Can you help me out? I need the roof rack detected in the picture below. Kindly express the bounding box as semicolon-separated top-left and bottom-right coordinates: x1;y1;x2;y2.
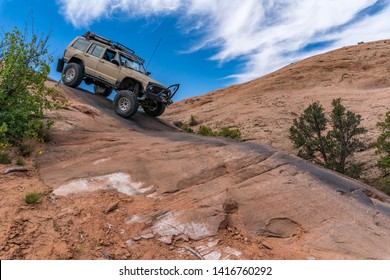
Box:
83;31;137;55
83;31;145;64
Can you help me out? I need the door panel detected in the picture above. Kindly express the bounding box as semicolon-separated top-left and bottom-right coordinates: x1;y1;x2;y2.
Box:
96;59;120;86
84;44;104;75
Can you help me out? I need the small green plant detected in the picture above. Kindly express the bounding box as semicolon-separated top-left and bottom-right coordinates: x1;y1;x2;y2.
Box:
173;121;184;128
24;192;45;204
376;178;390;196
197;125;216;136
218;127;241;140
189;115;199;126
0;150;12;164
183;126;195;133
179;116;242;141
37;120;54;143
16;158;25;166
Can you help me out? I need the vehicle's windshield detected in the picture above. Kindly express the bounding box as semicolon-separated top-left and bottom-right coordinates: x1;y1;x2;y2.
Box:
120;54;146;74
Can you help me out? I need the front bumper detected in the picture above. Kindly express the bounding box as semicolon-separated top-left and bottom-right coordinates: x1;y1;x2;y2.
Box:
143;83;180;105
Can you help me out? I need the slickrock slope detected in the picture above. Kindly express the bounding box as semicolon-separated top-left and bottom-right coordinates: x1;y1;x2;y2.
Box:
1;78;389;260
163;40;390;182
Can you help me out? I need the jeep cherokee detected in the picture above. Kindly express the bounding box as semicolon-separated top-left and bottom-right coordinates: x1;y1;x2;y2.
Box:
56;31;179;118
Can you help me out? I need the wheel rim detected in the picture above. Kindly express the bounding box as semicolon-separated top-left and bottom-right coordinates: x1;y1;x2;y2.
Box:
65;68;76;82
118;97;130;112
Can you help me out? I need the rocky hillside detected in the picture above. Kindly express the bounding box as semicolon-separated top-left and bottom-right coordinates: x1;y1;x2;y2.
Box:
0;77;389;260
163;40;390;183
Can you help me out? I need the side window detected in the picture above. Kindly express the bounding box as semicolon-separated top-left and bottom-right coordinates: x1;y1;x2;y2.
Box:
71;38;89;51
120;54;128;66
87;44;105;58
103;49;116;62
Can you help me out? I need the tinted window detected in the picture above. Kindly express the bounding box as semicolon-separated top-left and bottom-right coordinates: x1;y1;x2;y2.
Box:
71;38;89;51
87;44;105;58
103;49;116;62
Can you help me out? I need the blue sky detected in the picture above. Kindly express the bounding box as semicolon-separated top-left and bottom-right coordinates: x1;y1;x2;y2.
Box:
1;0;389;101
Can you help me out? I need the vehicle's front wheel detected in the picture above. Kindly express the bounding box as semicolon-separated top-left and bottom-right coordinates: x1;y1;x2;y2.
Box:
143;101;165;117
114;90;139;118
94;85;113;97
62;63;84;88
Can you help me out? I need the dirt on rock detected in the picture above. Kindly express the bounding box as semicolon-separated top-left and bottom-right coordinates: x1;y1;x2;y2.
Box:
1;40;390;260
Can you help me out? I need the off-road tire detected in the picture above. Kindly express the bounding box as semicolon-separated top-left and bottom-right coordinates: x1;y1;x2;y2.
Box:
94;85;113;97
143;101;165;117
114;90;139;118
62;63;84;88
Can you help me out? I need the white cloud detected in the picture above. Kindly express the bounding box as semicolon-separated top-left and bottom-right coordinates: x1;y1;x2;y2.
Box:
57;0;390;84
57;0;183;27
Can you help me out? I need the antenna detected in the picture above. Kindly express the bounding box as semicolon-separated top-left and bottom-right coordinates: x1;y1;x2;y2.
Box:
146;38;162;70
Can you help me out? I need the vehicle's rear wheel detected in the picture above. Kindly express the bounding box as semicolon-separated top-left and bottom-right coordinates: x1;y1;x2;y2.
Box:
114;90;139;118
143;101;165;117
94;85;113;97
62;63;84;88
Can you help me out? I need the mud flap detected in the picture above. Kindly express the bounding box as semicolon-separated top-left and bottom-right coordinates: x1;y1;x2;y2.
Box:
56;58;64;73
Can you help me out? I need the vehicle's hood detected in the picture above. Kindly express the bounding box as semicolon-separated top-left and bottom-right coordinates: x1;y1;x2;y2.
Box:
121;67;165;89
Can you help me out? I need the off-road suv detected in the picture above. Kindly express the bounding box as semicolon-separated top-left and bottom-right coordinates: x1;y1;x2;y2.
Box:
56;31;179;118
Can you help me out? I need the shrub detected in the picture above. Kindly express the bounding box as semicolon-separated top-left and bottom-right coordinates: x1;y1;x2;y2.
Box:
376;178;390;196
183;126;195;133
197;125;216;136
0;123;7;145
218;127;241;140
189;115;199;126
179;116;242;141
376;111;390;174
19;138;37;157
0;27;64;146
345;163;363;179
37;120;54;143
173;121;184;128
24;192;45;204
16;158;25;166
289;99;367;175
0;150;12;164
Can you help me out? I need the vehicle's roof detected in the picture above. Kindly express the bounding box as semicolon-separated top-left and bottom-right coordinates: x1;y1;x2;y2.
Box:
75;36;145;64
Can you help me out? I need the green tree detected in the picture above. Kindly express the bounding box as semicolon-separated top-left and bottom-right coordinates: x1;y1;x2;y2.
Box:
328;98;367;173
376;111;390;174
290;99;366;177
289;101;331;165
0;27;64;145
